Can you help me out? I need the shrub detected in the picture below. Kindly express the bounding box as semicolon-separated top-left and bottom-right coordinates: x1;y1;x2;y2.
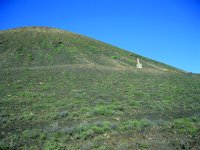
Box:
91;126;106;134
111;55;118;59
80;129;95;140
92;105;114;116
110;123;118;130
28;53;33;60
75;121;111;139
0;141;10;150
22;129;41;139
172;118;198;135
129;101;140;108
57;111;69;118
77;122;90;132
62;127;75;135
120;119;152;131
44;140;63;150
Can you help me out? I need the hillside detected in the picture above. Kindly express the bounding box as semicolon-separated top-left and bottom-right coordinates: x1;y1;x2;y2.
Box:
0;27;181;72
0;27;200;149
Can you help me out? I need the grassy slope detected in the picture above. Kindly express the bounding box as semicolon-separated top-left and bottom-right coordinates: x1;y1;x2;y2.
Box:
0;27;200;149
0;27;181;71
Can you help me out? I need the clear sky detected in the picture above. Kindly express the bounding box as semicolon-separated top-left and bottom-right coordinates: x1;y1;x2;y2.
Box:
0;0;200;73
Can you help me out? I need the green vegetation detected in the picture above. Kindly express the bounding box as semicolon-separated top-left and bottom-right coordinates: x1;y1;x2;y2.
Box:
171;117;200;135
0;27;200;149
111;55;118;59
92;105;114;116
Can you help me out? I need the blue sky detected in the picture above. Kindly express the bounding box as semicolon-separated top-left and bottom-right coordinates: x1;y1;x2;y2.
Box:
0;0;200;73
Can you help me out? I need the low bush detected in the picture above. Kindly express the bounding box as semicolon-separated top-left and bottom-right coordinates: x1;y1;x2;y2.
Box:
92;105;114;116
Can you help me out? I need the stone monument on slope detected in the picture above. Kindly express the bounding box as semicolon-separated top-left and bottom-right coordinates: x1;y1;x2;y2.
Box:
136;58;142;69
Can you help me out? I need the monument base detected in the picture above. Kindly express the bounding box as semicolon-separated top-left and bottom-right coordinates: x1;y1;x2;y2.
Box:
136;63;142;68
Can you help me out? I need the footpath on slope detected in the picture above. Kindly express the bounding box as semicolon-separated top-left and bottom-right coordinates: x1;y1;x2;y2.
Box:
0;63;174;74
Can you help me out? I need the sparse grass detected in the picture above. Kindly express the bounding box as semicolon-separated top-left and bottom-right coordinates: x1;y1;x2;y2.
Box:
0;68;200;149
0;27;200;149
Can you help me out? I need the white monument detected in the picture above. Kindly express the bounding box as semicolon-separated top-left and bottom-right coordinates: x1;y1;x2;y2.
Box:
136;58;142;68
